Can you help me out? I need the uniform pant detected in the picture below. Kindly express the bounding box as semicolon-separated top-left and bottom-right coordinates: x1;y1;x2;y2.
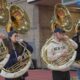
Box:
52;70;70;80
5;77;25;80
76;68;80;80
5;79;13;80
5;72;28;80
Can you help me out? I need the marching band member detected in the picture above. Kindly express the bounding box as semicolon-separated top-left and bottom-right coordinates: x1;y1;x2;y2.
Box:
47;27;77;80
72;26;80;80
0;30;33;80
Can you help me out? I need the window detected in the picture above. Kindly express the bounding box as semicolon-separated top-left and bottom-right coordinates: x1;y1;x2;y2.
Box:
61;0;77;5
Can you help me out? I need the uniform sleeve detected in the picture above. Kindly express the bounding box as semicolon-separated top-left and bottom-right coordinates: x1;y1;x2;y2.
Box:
47;43;64;61
23;41;33;53
72;35;77;43
27;43;33;53
69;39;78;49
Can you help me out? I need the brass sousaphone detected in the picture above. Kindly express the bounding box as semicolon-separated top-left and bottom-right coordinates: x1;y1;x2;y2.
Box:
0;39;10;69
41;4;77;71
41;36;77;71
6;5;30;34
51;4;73;32
72;20;80;68
0;5;32;78
0;0;9;26
0;0;10;69
0;42;32;78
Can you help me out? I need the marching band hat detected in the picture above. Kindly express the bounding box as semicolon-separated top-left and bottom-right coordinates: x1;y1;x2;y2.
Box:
54;27;65;33
8;30;17;37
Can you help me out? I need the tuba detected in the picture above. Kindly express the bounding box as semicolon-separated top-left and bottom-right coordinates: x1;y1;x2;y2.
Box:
0;41;32;78
0;4;32;78
51;4;73;32
6;5;30;34
41;36;76;71
0;39;10;69
0;0;9;26
72;20;80;68
75;19;80;33
41;4;76;70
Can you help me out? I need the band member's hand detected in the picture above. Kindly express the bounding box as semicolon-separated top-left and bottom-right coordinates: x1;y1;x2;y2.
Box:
72;62;80;68
0;33;5;42
19;39;23;42
0;33;5;39
18;56;22;61
61;67;70;72
63;35;69;41
61;50;68;57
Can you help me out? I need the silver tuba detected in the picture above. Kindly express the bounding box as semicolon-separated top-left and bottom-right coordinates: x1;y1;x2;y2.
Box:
41;36;76;71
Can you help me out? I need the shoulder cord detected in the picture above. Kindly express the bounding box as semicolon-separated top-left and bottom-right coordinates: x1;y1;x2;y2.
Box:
18;41;26;56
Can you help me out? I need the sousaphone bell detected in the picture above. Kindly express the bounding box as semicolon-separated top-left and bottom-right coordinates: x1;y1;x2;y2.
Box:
6;5;30;34
53;4;73;32
0;0;9;26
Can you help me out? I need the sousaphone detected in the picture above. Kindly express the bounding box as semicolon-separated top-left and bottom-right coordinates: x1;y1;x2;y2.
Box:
0;0;9;26
41;4;77;71
41;36;76;71
0;42;32;78
0;39;10;69
72;20;80;68
0;0;10;69
0;5;32;78
52;4;73;32
6;5;30;34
